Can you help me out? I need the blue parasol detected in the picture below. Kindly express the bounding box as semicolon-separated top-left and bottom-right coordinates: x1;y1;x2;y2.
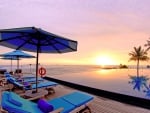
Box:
0;50;35;72
0;27;77;92
0;56;20;72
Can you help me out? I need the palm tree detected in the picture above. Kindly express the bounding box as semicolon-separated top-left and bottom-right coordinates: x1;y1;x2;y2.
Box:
129;46;149;77
144;38;150;51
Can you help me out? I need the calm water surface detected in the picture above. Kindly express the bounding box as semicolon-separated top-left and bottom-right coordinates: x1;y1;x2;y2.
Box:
2;65;150;100
44;65;150;100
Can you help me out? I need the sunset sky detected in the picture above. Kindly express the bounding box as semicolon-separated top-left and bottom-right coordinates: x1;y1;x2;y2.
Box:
0;0;150;66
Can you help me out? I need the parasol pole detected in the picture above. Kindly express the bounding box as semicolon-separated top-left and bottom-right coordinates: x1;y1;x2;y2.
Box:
35;41;40;93
17;56;19;74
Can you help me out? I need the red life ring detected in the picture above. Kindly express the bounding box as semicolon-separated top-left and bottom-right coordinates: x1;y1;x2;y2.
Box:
38;67;46;77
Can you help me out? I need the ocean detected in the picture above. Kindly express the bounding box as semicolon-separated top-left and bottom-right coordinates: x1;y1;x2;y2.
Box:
2;64;150;100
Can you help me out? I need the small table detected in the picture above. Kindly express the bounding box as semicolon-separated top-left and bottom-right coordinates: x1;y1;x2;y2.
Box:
0;78;6;86
24;89;48;100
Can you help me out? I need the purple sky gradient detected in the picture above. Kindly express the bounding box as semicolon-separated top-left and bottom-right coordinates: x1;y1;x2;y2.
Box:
0;0;150;65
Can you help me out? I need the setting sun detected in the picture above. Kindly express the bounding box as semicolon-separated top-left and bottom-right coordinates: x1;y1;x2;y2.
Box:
94;55;117;66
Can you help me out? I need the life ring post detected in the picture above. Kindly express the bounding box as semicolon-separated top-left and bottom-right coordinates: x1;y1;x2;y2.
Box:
38;67;46;77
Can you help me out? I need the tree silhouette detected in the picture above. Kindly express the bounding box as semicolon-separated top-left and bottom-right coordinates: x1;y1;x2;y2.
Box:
129;46;149;77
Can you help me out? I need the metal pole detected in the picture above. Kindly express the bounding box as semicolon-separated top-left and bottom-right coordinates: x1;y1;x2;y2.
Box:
11;58;12;72
35;42;40;93
29;64;31;73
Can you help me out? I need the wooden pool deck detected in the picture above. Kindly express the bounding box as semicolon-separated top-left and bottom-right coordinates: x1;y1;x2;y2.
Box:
0;82;150;113
46;85;150;113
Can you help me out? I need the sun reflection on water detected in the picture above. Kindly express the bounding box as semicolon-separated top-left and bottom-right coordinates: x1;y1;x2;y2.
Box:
96;69;112;74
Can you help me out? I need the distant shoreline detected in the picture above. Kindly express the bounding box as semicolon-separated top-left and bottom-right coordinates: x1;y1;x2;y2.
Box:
1;64;150;70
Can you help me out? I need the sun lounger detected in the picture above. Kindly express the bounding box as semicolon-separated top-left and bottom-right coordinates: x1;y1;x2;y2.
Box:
4;72;44;83
28;81;58;89
61;91;93;107
24;81;58;94
6;77;58;92
48;91;94;113
6;77;29;89
22;77;44;83
1;91;94;113
5;78;58;100
4;72;33;79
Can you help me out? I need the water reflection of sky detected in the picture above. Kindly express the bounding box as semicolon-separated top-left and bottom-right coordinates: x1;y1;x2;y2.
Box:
46;66;150;100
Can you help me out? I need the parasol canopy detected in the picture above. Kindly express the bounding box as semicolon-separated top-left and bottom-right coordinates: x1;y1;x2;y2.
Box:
0;27;78;92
